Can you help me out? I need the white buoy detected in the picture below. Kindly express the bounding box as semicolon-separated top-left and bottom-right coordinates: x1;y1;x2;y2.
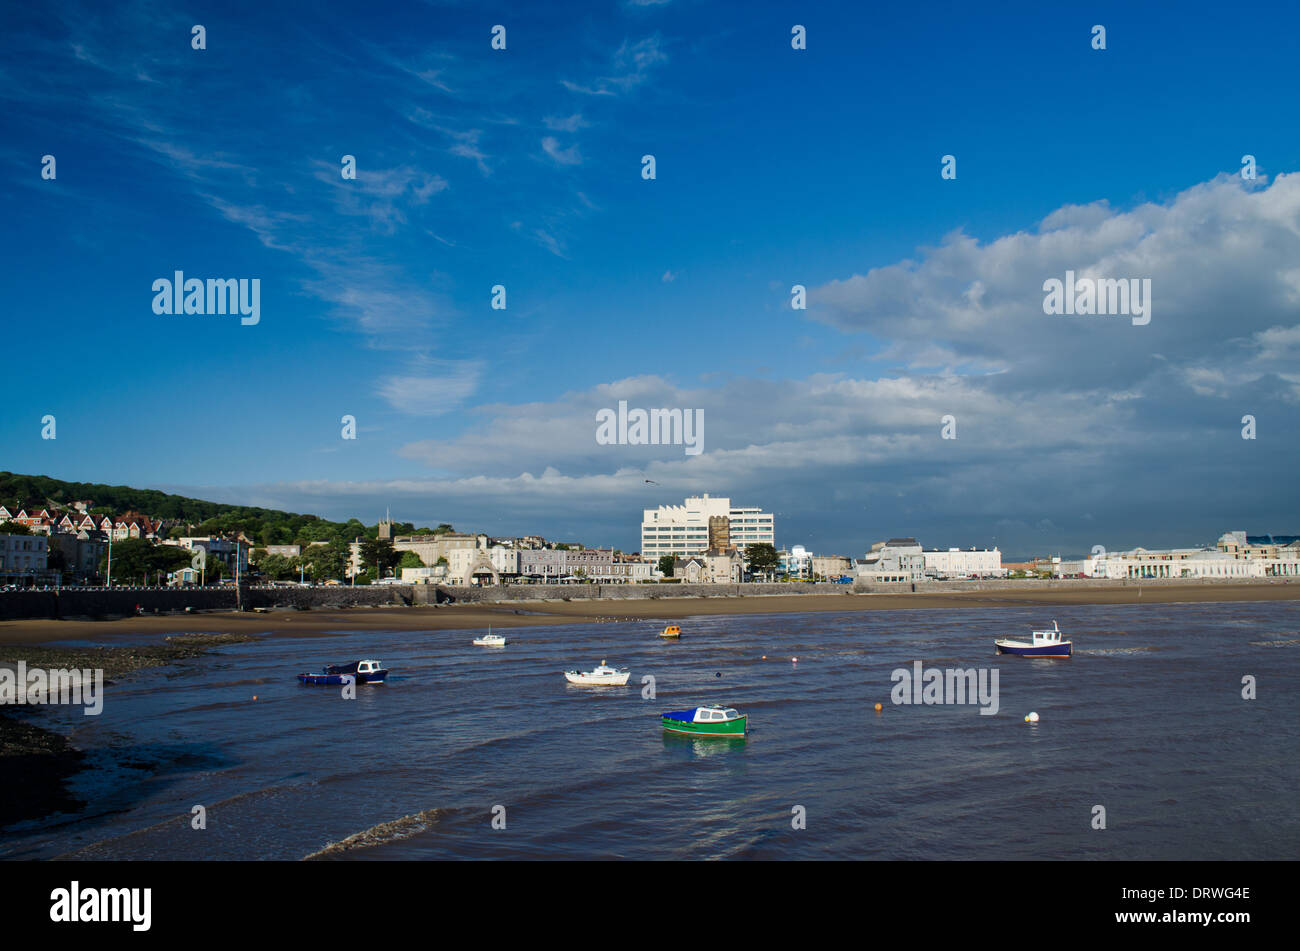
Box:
1025;711;1040;723
791;656;798;663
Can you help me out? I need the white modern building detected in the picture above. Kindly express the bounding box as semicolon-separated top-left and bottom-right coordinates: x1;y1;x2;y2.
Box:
778;545;812;578
922;547;1004;578
640;494;774;558
856;538;927;583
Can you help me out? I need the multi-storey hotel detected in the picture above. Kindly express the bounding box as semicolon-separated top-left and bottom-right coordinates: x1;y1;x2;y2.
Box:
640;494;775;558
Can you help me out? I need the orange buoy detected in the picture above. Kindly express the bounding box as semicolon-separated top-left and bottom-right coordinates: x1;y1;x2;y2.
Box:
874;702;882;712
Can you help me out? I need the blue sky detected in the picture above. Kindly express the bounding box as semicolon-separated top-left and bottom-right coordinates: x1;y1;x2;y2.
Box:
2;0;1298;558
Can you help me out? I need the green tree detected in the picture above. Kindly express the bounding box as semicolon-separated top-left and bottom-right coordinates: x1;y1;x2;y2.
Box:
657;555;674;577
257;553;300;581
745;543;779;580
1;522;31;536
397;551;425;570
302;542;346;582
98;539;191;583
359;538;400;578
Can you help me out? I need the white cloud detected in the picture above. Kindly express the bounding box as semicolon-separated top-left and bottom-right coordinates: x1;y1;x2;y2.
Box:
561;35;667;96
377;361;483;415
541;136;583;166
543;113;588;132
812;173;1300;400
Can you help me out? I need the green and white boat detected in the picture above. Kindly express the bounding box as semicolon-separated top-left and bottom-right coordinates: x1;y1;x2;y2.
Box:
660;704;747;737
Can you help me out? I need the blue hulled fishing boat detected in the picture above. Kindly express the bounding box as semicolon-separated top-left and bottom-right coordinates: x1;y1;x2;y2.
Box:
297;659;389;685
995;621;1073;658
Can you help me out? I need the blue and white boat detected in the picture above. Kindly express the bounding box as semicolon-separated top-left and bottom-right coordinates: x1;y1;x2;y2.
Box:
995;621;1072;658
298;659;389;685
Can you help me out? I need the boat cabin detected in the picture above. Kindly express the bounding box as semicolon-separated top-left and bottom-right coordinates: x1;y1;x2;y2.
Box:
324;659;383;675
1030;621;1065;644
693;706;741;723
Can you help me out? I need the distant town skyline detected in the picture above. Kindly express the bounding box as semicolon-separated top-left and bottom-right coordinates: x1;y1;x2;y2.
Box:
1;475;1290;565
3;2;1298;558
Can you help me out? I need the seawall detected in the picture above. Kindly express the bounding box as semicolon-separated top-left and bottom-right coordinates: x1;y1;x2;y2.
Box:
0;577;1293;621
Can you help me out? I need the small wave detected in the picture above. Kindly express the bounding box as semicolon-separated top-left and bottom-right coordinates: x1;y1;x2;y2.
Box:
1249;638;1300;648
303;808;446;859
51;782;304;860
1076;646;1157;655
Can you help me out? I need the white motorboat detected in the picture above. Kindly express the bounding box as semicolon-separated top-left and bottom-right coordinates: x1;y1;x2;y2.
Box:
995;620;1072;658
564;660;631;685
473;632;506;646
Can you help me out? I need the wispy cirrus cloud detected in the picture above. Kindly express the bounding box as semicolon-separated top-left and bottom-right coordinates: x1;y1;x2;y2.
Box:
541;136;583;166
309;160;449;232
561;35;667;96
543;113;589;132
406;109;495;174
511;220;568;258
377;360;484;415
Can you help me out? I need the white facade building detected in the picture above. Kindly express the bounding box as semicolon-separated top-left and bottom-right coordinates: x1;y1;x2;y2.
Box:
778;545;812;578
447;546;520;584
923;547;1004;578
1064;531;1300;579
1091;549;1276;579
640;494;774;558
856;538;927;583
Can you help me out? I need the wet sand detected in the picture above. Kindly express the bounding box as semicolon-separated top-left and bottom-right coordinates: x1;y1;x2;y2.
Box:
2;582;1297;647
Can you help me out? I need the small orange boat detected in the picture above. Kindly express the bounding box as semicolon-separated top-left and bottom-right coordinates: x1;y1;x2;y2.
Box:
659;624;681;639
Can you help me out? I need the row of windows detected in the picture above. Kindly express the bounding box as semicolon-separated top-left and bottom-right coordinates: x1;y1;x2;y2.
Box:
1;539;42;551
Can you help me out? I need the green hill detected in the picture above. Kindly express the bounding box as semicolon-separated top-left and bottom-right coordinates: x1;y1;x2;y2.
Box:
0;472;445;547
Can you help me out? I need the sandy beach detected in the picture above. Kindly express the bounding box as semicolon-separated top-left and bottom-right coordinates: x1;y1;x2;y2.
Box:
2;582;1297;647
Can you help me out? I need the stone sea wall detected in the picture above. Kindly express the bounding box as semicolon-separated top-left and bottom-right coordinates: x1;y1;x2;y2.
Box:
0;576;1292;621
